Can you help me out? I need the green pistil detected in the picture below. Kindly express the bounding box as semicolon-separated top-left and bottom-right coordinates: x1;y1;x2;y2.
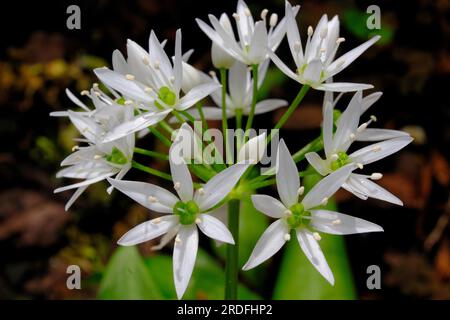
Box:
116;97;126;105
106;146;128;165
156;86;176;108
173;200;199;225
330;151;349;171
286;203;311;229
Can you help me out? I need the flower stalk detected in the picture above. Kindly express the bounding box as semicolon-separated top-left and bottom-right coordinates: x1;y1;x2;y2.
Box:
225;199;240;300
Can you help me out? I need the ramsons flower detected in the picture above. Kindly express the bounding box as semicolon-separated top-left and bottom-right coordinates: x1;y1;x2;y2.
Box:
196;0;299;65
243;140;383;284
108;148;250;299
181;61;287;121
93;29;220;142
305;91;413;204
269;2;380;92
53;89;136;210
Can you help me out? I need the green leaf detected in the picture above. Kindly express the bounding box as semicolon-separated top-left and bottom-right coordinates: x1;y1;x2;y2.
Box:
272;172;356;299
144;249;261;300
258;67;288;99
97;246;163;299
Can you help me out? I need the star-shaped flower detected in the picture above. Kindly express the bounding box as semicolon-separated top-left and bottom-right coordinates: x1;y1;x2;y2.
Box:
243;140;383;284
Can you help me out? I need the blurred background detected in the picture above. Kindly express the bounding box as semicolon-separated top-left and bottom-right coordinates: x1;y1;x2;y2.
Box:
0;0;449;299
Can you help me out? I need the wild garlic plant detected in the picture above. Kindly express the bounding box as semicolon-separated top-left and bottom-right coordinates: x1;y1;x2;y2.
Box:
52;0;412;299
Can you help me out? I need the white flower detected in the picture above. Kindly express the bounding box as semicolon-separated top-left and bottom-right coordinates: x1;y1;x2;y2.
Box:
196;0;299;65
305;91;413;205
180;61;287;121
268;2;380;92
93;29;221;141
53;89;136;210
243;140;383;284
238;132;267;164
211;16;235;69
107;148;250;299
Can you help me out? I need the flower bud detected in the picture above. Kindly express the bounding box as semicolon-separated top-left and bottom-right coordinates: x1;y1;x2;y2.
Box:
211;42;235;69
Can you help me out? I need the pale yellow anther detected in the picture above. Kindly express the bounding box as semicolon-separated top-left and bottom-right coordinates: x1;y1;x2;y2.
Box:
321;197;329;206
195;218;202;224
260;9;268;20
307;26;314;36
175;235;181;243
356;163;364;169
331;153;339;161
93;83;99;89
336;37;345;44
71;145;80;152
298;186;305;196
144;87;153;93
174;182;181;190
124;100;133;105
198;188;205;196
244;8;251;17
313;232;322;241
148;196;158;203
269;13;278;27
142;56;149;65
154;60;160;69
371;146;381;152
284;209;292;216
349;133;356;140
284;233;291;241
208;70;216;78
370;115;377;122
232;13;240;21
80;90;89;96
153;217;162;224
370;173;383;180
125;74;135;80
94;155;103;160
332;219;341;225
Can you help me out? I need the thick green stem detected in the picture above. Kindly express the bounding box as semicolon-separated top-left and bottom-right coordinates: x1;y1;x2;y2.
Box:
225;199;240;300
235;108;243;152
148;126;171;147
132;160;172;181
244;64;259;141
134;147;168;161
220;68;232;164
196;102;208;131
268;85;310;143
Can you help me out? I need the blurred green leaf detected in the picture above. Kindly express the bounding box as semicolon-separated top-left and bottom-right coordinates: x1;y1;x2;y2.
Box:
98;246;163;299
144;249;261;300
343;8;394;45
258;67;288;99
272;172;356;299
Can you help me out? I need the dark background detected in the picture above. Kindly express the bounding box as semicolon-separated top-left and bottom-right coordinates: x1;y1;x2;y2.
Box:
0;0;449;299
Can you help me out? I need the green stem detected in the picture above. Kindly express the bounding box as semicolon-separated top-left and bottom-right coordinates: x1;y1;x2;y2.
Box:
268;85;310;143
220;68;232;165
159;120;174;135
132;160;172;181
148;126;171;147
235;108;243;153
134;147;168;161
225;199;240;300
244;64;259;141
196;102;208;131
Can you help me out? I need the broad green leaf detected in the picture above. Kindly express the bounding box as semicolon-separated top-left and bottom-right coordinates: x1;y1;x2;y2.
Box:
272;172;356;299
97;246;163;299
144;249;261;300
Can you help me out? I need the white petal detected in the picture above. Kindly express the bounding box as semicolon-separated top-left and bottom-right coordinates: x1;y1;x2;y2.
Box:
169;147;194;202
305;152;331;176
149;31;174;81
181;61;212;93
195;162;249;211
251;194;287;218
242;219;288;270
305;15;328;62
303;59;322;84
285;1;303;66
332;91;362;152
229;61;249;107
311;209;383;235
361;91;383;114
316;82;373;92
54;172;115;193
173;29;183;94
254;99;288;114
64;186;88;211
356;128;410;142
65;88;89;111
268;51;298;82
276;140;300;207
94;68;153;104
237;132;266;164
302;164;354;210
177;82;221;111
349;136;413;165
248;21;268;64
197;214;234;244
296;228;334;285
173;225;198;299
107;178;179;213
118;215;179;246
322;101;334;157
112;49;128;75
326;35;380;79
151;225;179;251
67;111;98;142
348;174;403;205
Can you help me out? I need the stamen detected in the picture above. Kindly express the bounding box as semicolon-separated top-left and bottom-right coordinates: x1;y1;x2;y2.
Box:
307;26;314;36
260;9;268;20
198;188;205;196
94;155;103;160
142;56;149;65
174;182;181;190
93;83;99;89
125;74;135;80
71;145;80;152
124;100;133;105
154;60;160;69
284;209;292;216
356;163;364;169
349;133;356;140
80;90;89;96
332;219;341;225
371;146;381;152
195;218;202;224
144;87;153;93
321;197;329;206
330;153;339;161
169;76;175;83
175;235;181;244
294;41;301;52
357;122;369;133
244;8;251;17
336;37;345;44
152;217;161;224
148;196;158;203
313;232;322;241
232;13;240;21
208;70;216;78
298;186;305;196
370;115;377;122
370;173;383;180
94;91;101;96
269;13;278;27
284;233;291;241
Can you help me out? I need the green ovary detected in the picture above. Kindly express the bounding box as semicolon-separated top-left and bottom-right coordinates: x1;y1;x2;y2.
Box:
106;146;128;165
330;151;349;171
155;86;176;109
173;200;199;225
286;203;311;229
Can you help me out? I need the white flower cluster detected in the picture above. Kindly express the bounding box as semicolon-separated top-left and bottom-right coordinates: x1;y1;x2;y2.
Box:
52;0;412;299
